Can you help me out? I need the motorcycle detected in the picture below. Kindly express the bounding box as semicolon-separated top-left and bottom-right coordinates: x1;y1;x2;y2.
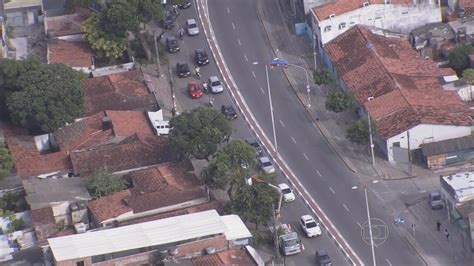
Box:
195;67;201;79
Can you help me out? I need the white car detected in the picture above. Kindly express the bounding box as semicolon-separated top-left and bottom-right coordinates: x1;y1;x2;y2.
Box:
278;183;295;202
186;19;199;36
208;76;224;93
259;156;275;174
300;215;322;237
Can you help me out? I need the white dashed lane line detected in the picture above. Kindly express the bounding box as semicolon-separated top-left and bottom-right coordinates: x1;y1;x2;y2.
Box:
232;22;235;29
279;120;285;127
226;7;230;14
329;187;335;194
259;87;265;95
252;71;256;78
303;153;309;160
316;170;322;177
342;204;350;212
290;137;296;143
244;54;248;61
237;38;242;46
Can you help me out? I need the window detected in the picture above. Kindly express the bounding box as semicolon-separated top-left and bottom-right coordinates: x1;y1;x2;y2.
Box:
393;142;400;148
324;26;332;32
76;262;85;266
339;23;346;30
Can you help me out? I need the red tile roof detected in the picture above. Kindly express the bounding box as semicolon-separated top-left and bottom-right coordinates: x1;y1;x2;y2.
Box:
70;134;172;176
45;8;91;37
106;110;154;136
82;70;156;116
313;0;412;21
4;124;72;177
460;0;474;8
326;26;471;139
192;249;257;266
87;190;132;223
31;207;58;241
48;40;94;68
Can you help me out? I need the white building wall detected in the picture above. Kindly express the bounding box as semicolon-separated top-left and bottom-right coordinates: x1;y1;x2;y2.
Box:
315;4;441;47
385;124;471;161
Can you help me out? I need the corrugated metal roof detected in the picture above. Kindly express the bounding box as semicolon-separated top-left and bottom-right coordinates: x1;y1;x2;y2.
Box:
48;210;226;262
421;135;474;156
221;215;252;240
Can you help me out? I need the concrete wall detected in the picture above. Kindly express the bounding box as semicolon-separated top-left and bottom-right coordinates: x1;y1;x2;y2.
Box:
314;4;441;48
385;124;471;161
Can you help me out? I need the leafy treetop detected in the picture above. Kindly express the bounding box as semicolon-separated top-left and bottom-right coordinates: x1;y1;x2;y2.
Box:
85;170;126;199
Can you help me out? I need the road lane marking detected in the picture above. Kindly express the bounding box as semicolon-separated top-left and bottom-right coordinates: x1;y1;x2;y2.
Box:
372;180;379;184
357;222;362;228
237;38;242;46
252;71;256;78
259;87;265;95
290;137;296;143
226;7;230;14
244;54;248;61
385;258;392;266
329;187;335;194
303;153;309;160
342;204;349;212
316;170;322;177
232;22;235;29
351;186;358;190
279;120;285;127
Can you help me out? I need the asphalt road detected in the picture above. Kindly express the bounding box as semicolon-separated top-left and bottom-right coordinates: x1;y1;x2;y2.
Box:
205;0;427;265
156;3;350;266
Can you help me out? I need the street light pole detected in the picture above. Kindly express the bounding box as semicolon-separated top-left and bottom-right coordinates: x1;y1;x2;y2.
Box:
287;63;311;108
367;97;375;166
313;34;318;70
365;188;377;266
265;64;278;154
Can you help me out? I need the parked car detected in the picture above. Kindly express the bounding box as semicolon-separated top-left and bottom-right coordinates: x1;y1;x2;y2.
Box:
179;0;192;9
429;191;443;210
300;215;322;237
315;250;332;266
195;49;209;66
186;19;199;35
187;81;204;99
278;183;295;202
221;105;238;120
208;76;224;93
270;58;288;68
245;138;263;156
166;37;180;53
259;156;275;174
160;13;176;29
176;62;191;78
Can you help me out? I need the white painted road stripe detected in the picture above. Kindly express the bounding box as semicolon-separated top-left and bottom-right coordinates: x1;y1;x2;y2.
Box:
316;170;322;177
351;186;358;190
357;222;362;228
237;38;242;46
343;204;349;212
244;54;248;61
386;258;393;266
291;137;296;143
329;187;335;194
232;22;235;29
259;87;265;95
303;153;309;160
226;7;230;13
252;71;256;78
279;120;285;127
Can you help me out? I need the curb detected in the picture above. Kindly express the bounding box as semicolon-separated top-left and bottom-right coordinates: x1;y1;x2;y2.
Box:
256;0;357;174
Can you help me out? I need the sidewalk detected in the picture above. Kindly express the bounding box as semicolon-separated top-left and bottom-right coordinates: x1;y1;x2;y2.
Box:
257;0;472;264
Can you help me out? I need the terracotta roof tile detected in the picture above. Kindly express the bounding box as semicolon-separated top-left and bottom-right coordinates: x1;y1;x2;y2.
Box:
82;70;156;116
45;8;91;37
460;0;474;8
48;40;94;68
192;249;257;266
31;207;58;241
106;110;154;136
70;134;172;176
87;190;132;223
313;0;412;21
326;25;471;139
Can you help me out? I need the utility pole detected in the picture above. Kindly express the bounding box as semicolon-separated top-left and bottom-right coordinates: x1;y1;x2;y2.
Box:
168;65;177;116
153;29;161;77
313;34;317;70
407;130;413;176
367;97;375;166
365;188;377;266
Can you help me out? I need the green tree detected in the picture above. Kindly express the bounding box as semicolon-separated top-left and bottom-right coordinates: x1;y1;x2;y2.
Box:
101;0;139;37
6;64;84;133
325;90;353;112
462;68;474;85
83;14;128;60
169;107;232;161
0;146;13;179
201;140;257;190
85;170;125;198
313;69;335;86
134;0;165;22
448;44;474;75
228;174;278;229
346;117;375;145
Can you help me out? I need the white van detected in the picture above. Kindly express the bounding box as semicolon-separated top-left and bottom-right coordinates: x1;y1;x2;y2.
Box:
155;120;171;136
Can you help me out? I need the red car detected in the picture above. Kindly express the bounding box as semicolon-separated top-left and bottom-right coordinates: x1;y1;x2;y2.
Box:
188;81;204;99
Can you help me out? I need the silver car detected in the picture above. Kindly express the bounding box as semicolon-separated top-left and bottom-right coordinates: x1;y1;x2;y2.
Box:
259;156;275;174
429;191;443;210
186;19;199;36
208;76;224;93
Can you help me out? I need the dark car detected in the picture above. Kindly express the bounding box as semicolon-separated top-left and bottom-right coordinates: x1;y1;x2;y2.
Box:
160;15;176;29
195;49;209;66
245;138;263;156
316;250;332;266
176;62;191;78
166;37;180;53
221;105;238;120
179;0;192;9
